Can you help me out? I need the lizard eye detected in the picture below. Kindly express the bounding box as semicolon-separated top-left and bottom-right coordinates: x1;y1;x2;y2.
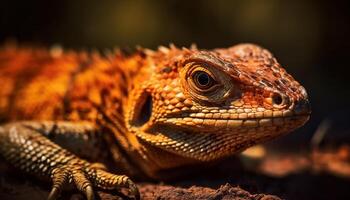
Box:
192;70;216;90
181;62;235;104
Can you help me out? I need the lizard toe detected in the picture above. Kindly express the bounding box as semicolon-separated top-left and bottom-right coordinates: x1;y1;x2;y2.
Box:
48;163;139;199
72;168;95;200
85;167;140;199
48;168;69;200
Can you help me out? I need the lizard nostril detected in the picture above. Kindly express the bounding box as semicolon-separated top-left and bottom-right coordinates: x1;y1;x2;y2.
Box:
272;93;283;106
271;93;290;108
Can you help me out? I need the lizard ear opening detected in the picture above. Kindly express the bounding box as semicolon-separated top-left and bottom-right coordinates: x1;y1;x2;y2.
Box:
134;92;153;127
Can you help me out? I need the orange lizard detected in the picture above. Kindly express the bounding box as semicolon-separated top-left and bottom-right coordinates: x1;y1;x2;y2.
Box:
0;43;311;199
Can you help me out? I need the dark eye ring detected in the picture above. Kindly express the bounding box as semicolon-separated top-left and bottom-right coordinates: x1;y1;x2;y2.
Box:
192;71;216;90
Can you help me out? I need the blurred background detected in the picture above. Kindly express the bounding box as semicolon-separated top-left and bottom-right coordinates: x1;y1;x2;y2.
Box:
1;0;349;149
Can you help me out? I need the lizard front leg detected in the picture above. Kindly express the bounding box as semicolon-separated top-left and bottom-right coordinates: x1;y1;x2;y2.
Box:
0;121;139;200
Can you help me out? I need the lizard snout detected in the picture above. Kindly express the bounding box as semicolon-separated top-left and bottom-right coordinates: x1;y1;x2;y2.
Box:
293;99;311;116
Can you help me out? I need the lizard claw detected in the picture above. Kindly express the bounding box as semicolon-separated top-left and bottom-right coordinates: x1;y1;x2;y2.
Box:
48;163;139;200
84;185;95;200
47;187;60;200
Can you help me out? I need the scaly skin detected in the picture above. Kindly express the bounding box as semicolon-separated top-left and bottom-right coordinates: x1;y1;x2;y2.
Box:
0;43;311;199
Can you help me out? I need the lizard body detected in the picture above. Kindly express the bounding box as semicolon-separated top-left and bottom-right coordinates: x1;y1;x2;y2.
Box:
0;43;311;199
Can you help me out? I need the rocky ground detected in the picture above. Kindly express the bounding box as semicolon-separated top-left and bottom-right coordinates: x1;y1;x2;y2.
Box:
1;145;350;200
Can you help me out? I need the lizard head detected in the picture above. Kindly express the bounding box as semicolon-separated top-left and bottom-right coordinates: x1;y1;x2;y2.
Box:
126;44;310;165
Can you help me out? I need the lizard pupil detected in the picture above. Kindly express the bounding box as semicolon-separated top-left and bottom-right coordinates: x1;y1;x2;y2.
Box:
193;71;214;89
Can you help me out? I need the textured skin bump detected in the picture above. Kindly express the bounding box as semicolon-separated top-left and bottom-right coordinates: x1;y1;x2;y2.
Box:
0;43;310;179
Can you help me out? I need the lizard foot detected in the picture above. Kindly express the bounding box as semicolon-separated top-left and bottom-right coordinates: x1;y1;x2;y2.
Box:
47;163;140;200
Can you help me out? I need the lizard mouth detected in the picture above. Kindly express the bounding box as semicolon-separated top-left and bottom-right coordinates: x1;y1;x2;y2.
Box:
161;98;311;128
162;112;310;131
136;113;309;162
137;101;310;162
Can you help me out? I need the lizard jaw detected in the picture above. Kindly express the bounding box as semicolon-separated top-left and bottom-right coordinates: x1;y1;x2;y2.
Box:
135;114;309;162
134;99;310;162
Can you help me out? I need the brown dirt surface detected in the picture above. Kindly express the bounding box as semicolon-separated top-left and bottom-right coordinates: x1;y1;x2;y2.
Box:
137;183;280;200
0;163;280;200
2;145;350;200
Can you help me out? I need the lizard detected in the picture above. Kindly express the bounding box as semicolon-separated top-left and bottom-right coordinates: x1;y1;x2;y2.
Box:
0;43;311;200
